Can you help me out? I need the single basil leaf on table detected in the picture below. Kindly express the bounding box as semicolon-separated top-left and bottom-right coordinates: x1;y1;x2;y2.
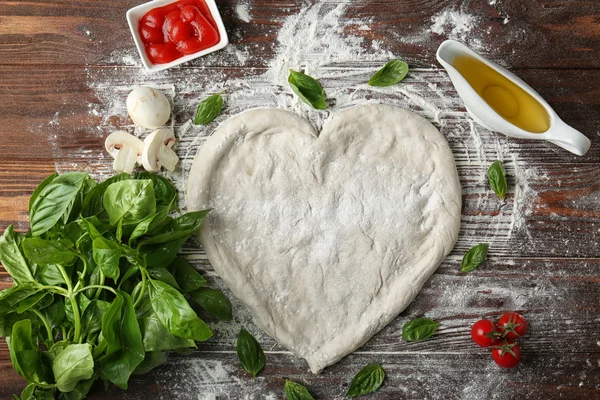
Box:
100;291;144;389
133;172;178;212
92;237;121;282
288;69;327;110
170;258;207;293
133;351;170;375
29;172;89;236
103;179;156;226
28;172;58;216
347;363;385;397
402;318;439;342
81;172;131;217
139;312;195;352
368;60;409;87
284;379;315;400
22;237;78;266
236;327;265;378
194;93;224;125
460;243;489;273
487;160;508;200
148;279;212;342
51;343;94;393
191;287;232;321
138;210;211;247
0;225;34;283
147;267;181;290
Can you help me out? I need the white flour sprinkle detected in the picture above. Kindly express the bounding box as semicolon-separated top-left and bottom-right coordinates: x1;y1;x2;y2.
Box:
235;4;251;23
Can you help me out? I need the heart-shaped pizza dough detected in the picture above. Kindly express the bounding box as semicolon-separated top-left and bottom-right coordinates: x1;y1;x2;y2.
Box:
187;104;461;373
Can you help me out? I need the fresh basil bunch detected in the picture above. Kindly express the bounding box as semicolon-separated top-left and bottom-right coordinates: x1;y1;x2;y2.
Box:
0;171;231;399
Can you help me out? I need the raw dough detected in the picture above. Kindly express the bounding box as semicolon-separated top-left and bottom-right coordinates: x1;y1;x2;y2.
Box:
187;104;461;373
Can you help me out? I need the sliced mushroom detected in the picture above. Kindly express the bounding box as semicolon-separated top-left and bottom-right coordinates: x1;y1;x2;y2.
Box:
141;128;179;173
104;131;144;174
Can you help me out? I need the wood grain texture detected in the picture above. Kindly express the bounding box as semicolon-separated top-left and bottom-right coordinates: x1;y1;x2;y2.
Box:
1;0;600;399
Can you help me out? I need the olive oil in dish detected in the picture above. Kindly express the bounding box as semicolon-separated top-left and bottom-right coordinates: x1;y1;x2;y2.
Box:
453;55;551;134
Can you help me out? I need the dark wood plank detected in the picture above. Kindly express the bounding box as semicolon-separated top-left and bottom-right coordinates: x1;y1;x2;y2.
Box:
0;0;599;68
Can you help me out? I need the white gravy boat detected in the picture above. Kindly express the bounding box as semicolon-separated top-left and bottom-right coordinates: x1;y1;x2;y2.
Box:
436;40;591;156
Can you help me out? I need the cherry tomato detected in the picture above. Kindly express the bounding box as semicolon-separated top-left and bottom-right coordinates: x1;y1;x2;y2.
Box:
498;313;527;339
470;319;499;347
492;340;521;368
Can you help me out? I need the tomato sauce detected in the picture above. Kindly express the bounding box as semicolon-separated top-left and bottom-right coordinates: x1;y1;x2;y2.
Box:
138;0;220;64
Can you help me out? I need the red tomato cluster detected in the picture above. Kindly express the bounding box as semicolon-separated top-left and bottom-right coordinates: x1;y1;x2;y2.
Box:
470;312;527;368
138;0;220;64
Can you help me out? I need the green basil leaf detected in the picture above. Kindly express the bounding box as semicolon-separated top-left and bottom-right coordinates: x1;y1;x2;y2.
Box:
460;243;489;273
402;318;439;342
194;93;224;125
22;238;78;266
128;212;161;245
133;172;178;212
170;258;207;293
82;172;131;218
81;299;111;335
101;294;124;356
148;279;212;342
9;319;39;382
0;225;34;283
39;264;66;286
30;172;88;236
46;340;69;362
147;267;181;290
65;294;90;325
143;237;187;268
103;179;156;226
16;292;52;314
133;351;170;375
139;210;210;247
92;237;121;281
285;379;315;400
140;313;195;352
368;60;409;87
191;287;232;321
487;160;507;200
347;364;385;397
43;297;65;330
100;291;144;389
288;70;327;110
52;343;94;393
28;172;58;216
236;328;265;378
0;310;40;338
60;376;95;400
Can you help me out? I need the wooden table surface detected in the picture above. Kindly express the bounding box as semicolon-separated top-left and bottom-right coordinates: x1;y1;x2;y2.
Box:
1;0;600;399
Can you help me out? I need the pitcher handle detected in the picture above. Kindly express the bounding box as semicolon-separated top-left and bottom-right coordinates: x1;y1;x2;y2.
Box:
546;120;591;156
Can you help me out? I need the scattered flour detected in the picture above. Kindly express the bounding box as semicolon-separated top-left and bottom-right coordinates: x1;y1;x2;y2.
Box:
430;9;479;42
235;4;251;23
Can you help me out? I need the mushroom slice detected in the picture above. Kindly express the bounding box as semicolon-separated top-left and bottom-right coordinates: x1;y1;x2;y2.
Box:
142;128;179;173
104;131;144;174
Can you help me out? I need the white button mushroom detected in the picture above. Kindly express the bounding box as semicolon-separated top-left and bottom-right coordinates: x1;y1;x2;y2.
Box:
104;131;144;174
141;128;179;173
126;86;171;129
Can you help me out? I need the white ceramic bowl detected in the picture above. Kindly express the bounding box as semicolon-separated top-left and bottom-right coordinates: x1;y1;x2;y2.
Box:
126;0;229;72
